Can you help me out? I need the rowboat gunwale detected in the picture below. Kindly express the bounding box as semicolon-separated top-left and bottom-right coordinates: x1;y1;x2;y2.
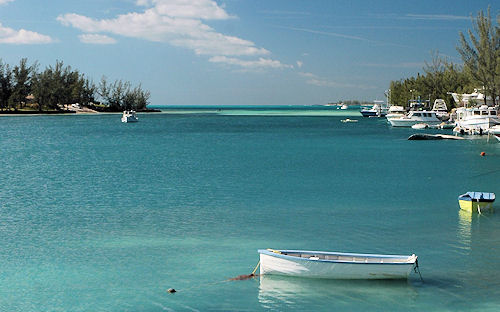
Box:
458;192;495;203
258;249;417;266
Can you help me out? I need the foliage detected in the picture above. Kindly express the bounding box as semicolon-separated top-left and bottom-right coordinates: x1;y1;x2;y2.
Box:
10;58;36;109
389;8;499;109
389;54;473;109
0;59;150;112
98;77;150;111
0;60;13;111
457;7;499;105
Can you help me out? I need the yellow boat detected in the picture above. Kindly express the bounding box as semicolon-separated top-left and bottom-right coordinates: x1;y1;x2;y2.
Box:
458;192;495;213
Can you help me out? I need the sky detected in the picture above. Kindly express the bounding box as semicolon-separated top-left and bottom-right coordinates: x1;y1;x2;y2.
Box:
0;0;498;105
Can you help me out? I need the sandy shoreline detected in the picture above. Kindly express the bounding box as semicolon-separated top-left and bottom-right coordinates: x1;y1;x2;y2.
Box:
0;107;161;116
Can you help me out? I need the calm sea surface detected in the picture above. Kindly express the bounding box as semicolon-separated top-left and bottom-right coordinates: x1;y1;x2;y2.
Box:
1;106;499;311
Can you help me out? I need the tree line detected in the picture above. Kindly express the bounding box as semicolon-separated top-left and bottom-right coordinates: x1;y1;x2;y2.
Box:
389;7;499;109
0;59;150;112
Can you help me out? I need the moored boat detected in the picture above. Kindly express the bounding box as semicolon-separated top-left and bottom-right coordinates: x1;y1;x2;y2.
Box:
388;110;441;127
449;89;495;106
458;192;495;213
258;249;417;279
431;99;449;120
360;101;388;117
341;118;358;123
453;105;499;134
121;110;138;123
487;125;500;142
386;105;406;121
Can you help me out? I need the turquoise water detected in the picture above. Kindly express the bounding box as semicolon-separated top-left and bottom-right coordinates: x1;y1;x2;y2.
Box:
1;107;499;311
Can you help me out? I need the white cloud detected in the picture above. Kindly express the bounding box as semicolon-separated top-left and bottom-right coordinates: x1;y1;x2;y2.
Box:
283;26;411;48
0;0;14;5
405;14;469;21
0;23;53;44
209;56;292;69
296;61;303;68
58;0;285;69
299;72;375;90
299;72;316;79
137;0;233;20
78;34;117;44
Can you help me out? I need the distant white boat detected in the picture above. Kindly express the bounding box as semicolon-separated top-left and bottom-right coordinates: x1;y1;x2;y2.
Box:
449;89;495;106
258;249;418;279
431;99;449;120
121;110;138;123
388;111;441;127
360;100;388;117
340;104;348;110
341;118;358;123
386;105;406;121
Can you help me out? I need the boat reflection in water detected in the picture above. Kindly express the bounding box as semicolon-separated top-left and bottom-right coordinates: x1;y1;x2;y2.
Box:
258;275;418;310
457;207;495;250
457;210;474;251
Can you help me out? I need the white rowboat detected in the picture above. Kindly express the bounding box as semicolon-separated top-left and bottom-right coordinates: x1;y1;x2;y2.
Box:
258;249;417;279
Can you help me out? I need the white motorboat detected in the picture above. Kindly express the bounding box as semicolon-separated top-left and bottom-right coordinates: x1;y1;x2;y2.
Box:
121;110;138;123
449;89;494;106
340;104;348;110
386;105;406;121
388;110;442;127
360;101;388;117
431;99;449;120
453;105;499;134
258;249;418;280
488;125;500;142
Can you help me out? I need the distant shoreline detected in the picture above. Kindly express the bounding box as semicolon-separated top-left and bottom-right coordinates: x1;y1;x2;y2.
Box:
0;107;161;116
0;110;76;115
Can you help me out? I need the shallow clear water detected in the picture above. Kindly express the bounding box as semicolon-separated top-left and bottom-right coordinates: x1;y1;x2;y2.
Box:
0;108;499;311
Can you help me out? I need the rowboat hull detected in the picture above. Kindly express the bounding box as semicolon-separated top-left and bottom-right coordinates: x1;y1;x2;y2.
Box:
259;249;416;280
458;200;493;213
458;192;495;213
